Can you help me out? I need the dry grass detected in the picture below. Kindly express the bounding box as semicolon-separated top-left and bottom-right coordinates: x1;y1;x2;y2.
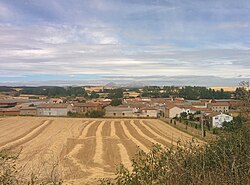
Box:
0;117;198;184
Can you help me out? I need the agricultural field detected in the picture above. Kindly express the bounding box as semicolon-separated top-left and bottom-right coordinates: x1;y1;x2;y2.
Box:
0;117;199;184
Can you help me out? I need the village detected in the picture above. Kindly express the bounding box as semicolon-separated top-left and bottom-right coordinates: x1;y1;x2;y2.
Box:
0;85;244;129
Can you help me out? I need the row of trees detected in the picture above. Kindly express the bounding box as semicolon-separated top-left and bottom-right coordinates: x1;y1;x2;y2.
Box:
142;86;231;99
1;85;233;100
19;86;88;98
67;110;105;118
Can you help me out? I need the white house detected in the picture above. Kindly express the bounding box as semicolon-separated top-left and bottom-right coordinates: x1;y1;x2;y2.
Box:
37;103;73;116
165;106;183;118
208;112;233;128
141;107;158;118
105;106;135;117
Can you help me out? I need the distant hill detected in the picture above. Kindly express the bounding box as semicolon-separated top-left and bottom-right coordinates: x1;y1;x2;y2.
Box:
105;82;146;88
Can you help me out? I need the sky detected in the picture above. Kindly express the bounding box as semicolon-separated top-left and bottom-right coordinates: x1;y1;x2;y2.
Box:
0;0;250;86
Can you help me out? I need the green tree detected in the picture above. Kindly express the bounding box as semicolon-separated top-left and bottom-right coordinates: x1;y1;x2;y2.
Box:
90;91;100;99
86;110;105;118
110;99;122;106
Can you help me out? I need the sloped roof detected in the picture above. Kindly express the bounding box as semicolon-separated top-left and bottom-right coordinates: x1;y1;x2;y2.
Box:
74;102;100;107
141;107;157;110
37;103;71;108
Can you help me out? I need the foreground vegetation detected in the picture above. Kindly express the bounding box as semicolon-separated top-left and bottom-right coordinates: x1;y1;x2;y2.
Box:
100;119;250;185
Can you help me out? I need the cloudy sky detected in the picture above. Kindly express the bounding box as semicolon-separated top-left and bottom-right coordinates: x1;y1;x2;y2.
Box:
0;0;250;86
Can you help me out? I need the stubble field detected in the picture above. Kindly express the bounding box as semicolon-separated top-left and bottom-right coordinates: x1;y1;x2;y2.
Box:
0;117;198;184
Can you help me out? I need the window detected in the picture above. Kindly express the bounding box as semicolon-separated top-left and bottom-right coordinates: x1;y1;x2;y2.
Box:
122;113;125;116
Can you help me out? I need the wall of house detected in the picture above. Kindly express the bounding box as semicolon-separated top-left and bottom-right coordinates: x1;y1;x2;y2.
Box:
75;106;101;114
211;106;229;113
166;107;183;118
20;109;37;116
0;111;20;116
105;110;135;117
141;110;158;118
37;107;72;116
212;114;233;127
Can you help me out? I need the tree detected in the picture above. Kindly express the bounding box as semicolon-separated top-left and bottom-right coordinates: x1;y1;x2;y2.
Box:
180;112;188;119
110;99;122;106
90;91;100;99
86;110;105;118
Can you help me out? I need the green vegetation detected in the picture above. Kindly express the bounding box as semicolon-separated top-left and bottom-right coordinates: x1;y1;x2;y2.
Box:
100;118;250;185
19;86;87;98
0;149;63;184
110;99;122;106
142;86;231;99
0;86;15;92
107;88;124;99
90;91;100;99
86;110;105;118
68;110;105;118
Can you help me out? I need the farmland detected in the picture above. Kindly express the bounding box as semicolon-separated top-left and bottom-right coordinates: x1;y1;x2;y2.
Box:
0;117;199;184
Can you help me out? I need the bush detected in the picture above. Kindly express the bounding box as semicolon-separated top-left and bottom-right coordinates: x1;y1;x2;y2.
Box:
86;110;105;118
100;124;250;185
0;149;63;185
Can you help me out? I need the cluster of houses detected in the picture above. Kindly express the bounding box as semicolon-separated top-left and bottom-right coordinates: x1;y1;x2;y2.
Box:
0;96;243;128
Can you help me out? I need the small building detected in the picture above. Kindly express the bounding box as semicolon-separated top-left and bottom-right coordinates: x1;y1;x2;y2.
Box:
207;112;233;128
73;102;102;114
207;102;230;113
165;106;183;118
20;107;37;116
0;108;20;116
141;107;158;118
48;98;64;104
37;103;72;116
105;106;135;117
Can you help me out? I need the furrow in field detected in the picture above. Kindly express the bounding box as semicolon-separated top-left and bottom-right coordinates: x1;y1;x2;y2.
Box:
130;120;164;148
110;121;118;138
139;120;177;146
66;144;87;173
117;143;133;171
65;121;97;172
149;119;197;141
0;120;46;146
79;121;96;139
0;118;45;140
0;120;53;150
93;121;105;164
120;120;149;152
114;121;138;159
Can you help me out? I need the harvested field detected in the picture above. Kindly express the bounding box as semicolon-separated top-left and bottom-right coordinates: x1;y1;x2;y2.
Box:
0;117;201;184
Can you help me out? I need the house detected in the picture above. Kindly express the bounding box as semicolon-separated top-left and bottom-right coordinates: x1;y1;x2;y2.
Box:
73;102;102;114
0;108;20;116
20;107;37;116
207;102;230;113
37;103;72;116
207;112;233;128
0;99;31;108
165;106;183;118
105;106;135;117
48;98;64;104
141;107;158;118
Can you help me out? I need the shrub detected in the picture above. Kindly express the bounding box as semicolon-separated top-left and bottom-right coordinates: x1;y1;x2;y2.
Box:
86;110;105;118
100;123;250;185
